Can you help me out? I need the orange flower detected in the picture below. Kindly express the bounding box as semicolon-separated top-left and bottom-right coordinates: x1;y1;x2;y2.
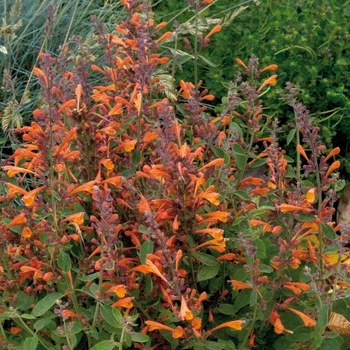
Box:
68;181;96;196
105;284;127;298
5;212;27;229
10;327;22;334
259;64;278;73
6;183;28;196
269;309;292;334
138;195;151;214
235;58;247;69
230;280;252;290
286;307;316;327
61;212;85;225
324;160;340;179
112;297;134;309
178;296;193;321
198;158;224;171
145;321;187;339
305;188;316;203
217;253;236;261
279;203;312;213
123;139;137;152
22;227;32;238
283;281;310;296
257;74;278;92
3;166;38;178
179;80;194;99
324;147;340;162
195;185;220;205
296;144;310;162
155;31;173;44
207;320;245;335
62;309;84;320
205;25;222;39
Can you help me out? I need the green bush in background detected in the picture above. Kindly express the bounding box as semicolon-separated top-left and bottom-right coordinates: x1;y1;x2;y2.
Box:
154;0;350;173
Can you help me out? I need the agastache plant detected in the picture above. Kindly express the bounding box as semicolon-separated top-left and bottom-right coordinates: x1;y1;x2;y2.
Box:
0;1;347;349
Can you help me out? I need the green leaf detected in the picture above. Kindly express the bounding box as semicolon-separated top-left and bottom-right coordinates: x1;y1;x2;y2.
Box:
101;305;119;328
317;304;329;330
233;190;251;201
217;303;236;315
21;313;36;319
321;222;337;239
57;251;71;272
295;214;318;222
138;224;150;235
140;240;154;264
15;291;34;311
34;318;52;331
287;129;296;145
310;335;324;349
90;340;119;350
193;252;219;266
79;272;100;282
232;144;247;171
31;293;64;317
250;290;258;306
131;333;149;342
23;336;38;350
199;55;219;67
249;158;267;168
211;146;226;158
132;149;142;167
254;239;266;259
205;341;225;350
197;264;220;282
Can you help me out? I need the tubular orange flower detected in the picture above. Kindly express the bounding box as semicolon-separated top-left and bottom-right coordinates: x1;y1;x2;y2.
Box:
10;327;22;334
6;212;27;229
235;58;247;69
3;166;38;178
111;297;134;309
105;285;127;298
201;211;229;223
305;188;316;203
286;307;316;327
145;321;187;339
324;147;340;162
259;64;278;73
123;139;137;152
296;144;310;162
196;185;220;205
324;160;340;179
279;203;312;213
258;74;278;92
205;25;222;39
208;320;245;334
138;195;151;214
61;212;85;225
230;280;252;290
6;183;28;196
22;227;32;238
62;310;84;320
217;253;236;261
198;158;224;171
68;181;96;195
155;31;173;44
178;296;193;321
179;80;194;99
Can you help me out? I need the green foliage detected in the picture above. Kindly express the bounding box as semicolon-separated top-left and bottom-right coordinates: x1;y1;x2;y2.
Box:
154;0;350;174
